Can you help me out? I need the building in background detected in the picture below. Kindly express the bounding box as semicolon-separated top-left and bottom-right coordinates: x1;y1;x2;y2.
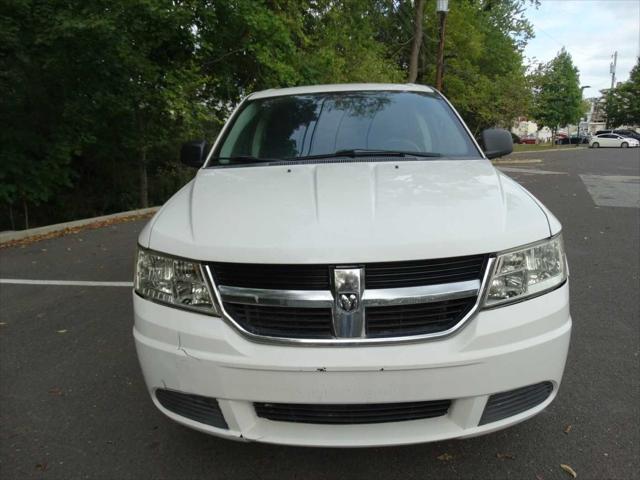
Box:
511;117;552;143
584;96;607;134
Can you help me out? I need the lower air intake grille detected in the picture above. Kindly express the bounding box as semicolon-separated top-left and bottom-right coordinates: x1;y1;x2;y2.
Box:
223;303;333;338
155;389;228;429
479;382;553;425
255;399;451;424
366;297;476;338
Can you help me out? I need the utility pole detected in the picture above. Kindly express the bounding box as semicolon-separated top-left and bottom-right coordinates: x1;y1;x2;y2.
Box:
435;0;449;91
407;0;425;83
610;51;617;90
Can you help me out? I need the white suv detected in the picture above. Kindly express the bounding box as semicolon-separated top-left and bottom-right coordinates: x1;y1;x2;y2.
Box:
133;84;571;447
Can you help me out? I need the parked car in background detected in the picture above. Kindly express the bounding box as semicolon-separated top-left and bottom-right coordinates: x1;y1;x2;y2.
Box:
521;135;536;144
511;132;522;144
590;133;640;148
555;135;588;145
595;129;640;141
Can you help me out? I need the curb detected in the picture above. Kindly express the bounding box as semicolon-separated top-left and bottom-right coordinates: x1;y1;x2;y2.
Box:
0;207;159;244
509;146;588;155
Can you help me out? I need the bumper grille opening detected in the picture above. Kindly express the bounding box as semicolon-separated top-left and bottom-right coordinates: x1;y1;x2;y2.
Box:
223;303;334;338
155;389;228;429
479;381;553;425
255;400;451;424
366;297;476;338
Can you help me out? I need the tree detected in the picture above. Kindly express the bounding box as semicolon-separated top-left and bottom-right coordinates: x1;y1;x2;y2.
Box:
1;0;210;225
530;48;582;139
0;0;538;230
0;1;81;227
604;58;640;128
416;0;536;132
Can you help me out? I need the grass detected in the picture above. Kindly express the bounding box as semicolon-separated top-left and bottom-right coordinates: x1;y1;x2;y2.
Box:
512;143;584;152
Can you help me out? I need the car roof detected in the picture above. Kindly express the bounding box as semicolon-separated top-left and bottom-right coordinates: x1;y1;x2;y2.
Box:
248;83;436;100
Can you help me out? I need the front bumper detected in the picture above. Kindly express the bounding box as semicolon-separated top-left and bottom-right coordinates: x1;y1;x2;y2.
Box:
133;283;571;447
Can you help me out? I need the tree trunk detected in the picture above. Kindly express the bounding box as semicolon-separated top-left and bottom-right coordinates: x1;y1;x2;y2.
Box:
22;198;29;230
435;11;447;91
8;204;15;230
408;0;425;83
139;148;149;208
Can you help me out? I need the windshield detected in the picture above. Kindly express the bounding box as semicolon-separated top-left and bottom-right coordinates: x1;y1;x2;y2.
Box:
210;91;480;165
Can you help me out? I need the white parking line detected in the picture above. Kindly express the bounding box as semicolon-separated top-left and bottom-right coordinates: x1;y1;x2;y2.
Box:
499;167;567;175
580;175;640;208
0;279;133;287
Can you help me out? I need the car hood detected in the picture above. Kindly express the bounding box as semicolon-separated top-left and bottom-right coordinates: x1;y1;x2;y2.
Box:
143;160;555;263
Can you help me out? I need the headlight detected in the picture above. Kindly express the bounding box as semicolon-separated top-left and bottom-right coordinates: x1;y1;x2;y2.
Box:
134;247;218;314
484;235;567;307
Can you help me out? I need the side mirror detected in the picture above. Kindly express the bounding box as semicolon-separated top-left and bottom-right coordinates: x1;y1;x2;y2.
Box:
480;128;513;159
180;140;209;168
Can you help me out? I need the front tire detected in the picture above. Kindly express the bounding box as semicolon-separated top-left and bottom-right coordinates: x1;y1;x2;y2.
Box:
621;142;629;148
592;142;599;148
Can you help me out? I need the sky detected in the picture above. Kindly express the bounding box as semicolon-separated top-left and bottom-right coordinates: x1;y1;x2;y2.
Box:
524;0;640;98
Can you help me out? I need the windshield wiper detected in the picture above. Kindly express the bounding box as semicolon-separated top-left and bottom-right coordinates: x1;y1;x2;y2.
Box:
210;149;442;166
292;149;442;160
209;155;273;165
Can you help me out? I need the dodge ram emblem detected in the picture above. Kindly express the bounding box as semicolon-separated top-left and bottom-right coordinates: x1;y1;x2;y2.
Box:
332;268;365;337
338;293;359;312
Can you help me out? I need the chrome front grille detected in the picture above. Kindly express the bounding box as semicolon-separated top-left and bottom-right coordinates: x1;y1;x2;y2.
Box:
212;262;330;290
366;297;477;338
364;255;488;289
223;303;334;338
212;255;487;291
206;254;491;344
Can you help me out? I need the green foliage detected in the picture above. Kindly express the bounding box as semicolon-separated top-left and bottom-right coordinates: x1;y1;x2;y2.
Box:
604;58;640;128
530;48;583;132
417;0;536;133
1;0;209;225
1;0;541;229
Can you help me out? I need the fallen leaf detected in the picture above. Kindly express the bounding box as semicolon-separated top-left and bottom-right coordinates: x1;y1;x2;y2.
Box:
0;322;7;326
56;329;68;334
496;452;515;460
437;453;454;462
536;475;545;480
35;463;49;471
564;424;572;434
560;464;577;478
48;387;64;396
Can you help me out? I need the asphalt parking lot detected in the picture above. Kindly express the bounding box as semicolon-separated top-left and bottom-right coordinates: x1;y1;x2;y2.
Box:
1;147;639;479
